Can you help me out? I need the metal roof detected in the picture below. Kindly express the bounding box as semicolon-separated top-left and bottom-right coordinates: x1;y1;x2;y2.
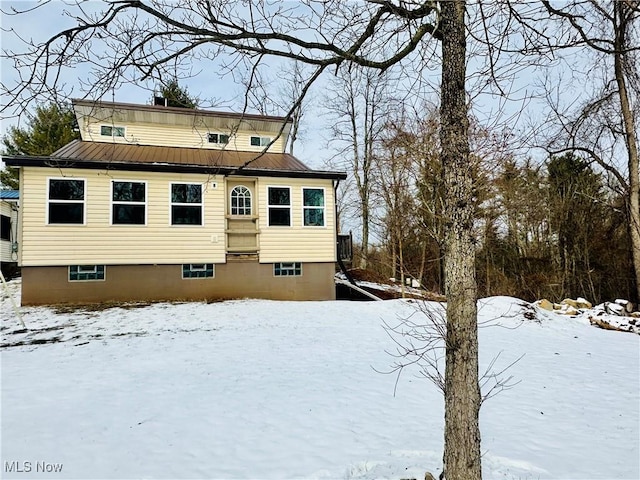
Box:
0;190;19;200
3;141;347;180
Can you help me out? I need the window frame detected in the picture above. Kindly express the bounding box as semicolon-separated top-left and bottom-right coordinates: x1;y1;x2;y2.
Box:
170;182;204;226
110;180;147;226
229;185;252;216
46;177;87;225
100;125;126;137
1;214;11;240
207;133;230;145
273;262;302;277
250;136;271;147
302;187;326;228
68;264;106;282
267;186;292;227
182;263;215;279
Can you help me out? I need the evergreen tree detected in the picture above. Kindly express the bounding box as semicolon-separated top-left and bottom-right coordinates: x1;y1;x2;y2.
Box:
1;102;80;189
159;79;198;109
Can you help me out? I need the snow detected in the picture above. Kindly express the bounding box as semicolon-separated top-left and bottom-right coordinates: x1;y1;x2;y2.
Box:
1;279;639;479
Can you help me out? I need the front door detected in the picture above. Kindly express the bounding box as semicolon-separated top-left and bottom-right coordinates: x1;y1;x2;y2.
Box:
226;180;258;255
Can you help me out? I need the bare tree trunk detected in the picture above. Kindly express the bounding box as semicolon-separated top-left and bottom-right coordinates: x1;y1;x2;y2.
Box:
399;232;406;298
440;1;482;478
614;1;640;302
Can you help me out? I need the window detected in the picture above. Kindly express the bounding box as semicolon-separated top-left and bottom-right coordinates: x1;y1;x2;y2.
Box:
274;262;302;277
182;263;215;279
230;186;252;216
48;178;85;224
100;125;125;137
250;136;271;147
112;181;146;225
267;187;291;226
69;265;105;281
1;215;10;240
171;183;203;225
303;188;325;227
208;133;230;145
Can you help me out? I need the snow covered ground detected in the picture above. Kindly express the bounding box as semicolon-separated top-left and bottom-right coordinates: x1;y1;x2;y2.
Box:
1;279;639;479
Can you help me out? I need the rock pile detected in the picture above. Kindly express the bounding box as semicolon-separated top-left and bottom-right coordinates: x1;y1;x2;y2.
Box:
535;297;594;316
534;297;639;335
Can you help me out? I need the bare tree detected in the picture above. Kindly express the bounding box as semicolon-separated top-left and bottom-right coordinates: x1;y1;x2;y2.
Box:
518;0;640;301
1;1;482;477
325;66;396;269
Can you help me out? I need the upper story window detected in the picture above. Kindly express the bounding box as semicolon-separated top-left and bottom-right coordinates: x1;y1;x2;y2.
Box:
230;186;252;216
208;133;230;145
112;181;146;225
267;187;291;226
48;178;85;224
100;125;125;137
171;183;203;225
303;188;325;227
250;136;271;147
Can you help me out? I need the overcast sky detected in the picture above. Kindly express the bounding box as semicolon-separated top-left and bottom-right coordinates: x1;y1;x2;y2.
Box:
0;1;339;169
0;1;597;172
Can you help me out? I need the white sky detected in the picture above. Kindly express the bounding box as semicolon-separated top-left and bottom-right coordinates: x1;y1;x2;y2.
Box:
0;1;614;176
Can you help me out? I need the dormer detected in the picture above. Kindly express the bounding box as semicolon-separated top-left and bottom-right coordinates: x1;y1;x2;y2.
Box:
72;99;293;153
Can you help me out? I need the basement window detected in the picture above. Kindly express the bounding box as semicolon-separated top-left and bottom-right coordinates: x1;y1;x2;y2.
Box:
69;265;105;281
100;125;125;137
274;262;302;277
207;133;230;145
250;136;271;147
182;263;215;279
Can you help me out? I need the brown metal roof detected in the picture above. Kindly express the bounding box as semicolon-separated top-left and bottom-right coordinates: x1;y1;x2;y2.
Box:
2;140;347;180
52;140;311;171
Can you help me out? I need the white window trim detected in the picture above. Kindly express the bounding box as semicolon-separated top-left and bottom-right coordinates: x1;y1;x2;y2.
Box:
46;177;87;225
182;263;215;279
273;262;303;277
251;135;271;147
110;180;148;226
229;185;253;216
68;265;106;282
301;187;327;228
266;185;292;227
207;132;231;145
100;125;126;137
169;182;205;227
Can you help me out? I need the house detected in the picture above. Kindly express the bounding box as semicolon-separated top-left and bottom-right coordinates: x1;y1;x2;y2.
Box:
0;189;19;278
3;99;347;305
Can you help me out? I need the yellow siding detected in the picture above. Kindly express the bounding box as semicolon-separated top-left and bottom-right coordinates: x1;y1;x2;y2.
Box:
257;178;337;263
20;168;337;266
21;168;227;266
83;121;286;153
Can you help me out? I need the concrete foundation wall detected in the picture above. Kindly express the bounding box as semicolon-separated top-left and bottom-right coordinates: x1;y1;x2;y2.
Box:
21;262;336;305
